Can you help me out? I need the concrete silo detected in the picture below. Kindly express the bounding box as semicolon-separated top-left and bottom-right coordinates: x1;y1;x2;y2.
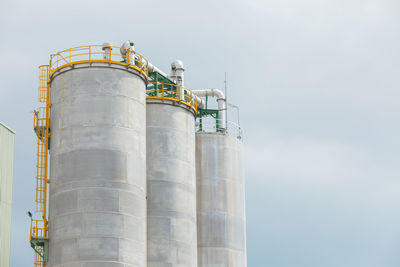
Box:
146;60;199;267
195;93;247;267
45;44;148;267
29;44;247;267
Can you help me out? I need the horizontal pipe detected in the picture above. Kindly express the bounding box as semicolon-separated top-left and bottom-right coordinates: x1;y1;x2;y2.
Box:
192;88;224;99
121;42;168;80
147;61;169;78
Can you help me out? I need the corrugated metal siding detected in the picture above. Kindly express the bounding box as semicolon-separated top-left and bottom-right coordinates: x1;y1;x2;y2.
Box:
0;123;15;267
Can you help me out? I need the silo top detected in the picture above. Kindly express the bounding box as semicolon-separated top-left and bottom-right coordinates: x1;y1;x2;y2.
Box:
146;82;200;115
48;45;149;81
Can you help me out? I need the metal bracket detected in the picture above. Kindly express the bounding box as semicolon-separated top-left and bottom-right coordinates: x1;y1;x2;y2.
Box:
30;237;49;264
197;108;220;131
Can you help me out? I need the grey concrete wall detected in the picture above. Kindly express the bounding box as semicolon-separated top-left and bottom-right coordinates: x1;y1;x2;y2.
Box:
48;65;147;267
146;103;198;267
0;122;15;267
196;132;247;267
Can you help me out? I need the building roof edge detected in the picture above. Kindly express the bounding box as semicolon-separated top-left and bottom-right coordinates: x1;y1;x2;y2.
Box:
0;121;16;134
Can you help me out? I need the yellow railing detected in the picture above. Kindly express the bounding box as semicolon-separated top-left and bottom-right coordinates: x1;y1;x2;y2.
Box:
30;219;46;267
146;82;199;114
38;65;49;103
49;45;149;80
30;219;46;241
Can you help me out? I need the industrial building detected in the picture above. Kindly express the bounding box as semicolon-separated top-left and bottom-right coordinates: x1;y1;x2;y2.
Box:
0;122;15;267
29;41;246;267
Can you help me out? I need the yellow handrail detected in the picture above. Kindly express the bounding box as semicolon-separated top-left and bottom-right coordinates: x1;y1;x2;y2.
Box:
49;45;149;80
30;219;46;241
146;82;199;114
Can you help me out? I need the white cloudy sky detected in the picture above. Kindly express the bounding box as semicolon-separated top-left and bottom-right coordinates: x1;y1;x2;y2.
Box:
1;0;400;266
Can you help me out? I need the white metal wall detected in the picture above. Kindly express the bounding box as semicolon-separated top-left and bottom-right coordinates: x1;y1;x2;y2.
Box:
0;122;15;267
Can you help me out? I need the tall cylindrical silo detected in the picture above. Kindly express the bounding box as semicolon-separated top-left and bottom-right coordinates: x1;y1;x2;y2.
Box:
196;132;247;267
146;94;198;266
48;60;147;266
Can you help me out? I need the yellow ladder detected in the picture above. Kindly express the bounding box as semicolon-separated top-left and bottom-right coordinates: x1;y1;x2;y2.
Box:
34;107;49;214
31;65;50;267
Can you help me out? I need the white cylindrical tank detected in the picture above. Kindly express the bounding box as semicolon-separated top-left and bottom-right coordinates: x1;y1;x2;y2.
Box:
146;101;198;266
196;132;247;267
48;63;147;267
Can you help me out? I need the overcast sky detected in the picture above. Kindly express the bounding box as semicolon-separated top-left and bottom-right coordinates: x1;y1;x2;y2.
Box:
1;0;400;266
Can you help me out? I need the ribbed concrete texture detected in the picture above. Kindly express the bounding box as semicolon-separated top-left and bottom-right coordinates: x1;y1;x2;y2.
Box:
146;103;198;267
196;132;247;267
48;65;147;267
0;123;15;267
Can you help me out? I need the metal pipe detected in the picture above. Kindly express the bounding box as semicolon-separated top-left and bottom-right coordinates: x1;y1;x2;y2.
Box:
227;102;240;127
192;89;227;130
170;60;185;86
147;61;169;78
122;40;168;79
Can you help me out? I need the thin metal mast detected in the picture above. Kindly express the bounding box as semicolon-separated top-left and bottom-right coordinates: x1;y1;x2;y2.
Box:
224;72;228;132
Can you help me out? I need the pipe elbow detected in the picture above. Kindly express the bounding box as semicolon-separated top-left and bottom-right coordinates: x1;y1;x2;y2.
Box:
210;88;225;100
192;89;225;100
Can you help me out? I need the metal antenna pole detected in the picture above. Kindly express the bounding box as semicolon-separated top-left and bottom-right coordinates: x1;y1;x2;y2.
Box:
237;105;240;127
224;72;228;131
